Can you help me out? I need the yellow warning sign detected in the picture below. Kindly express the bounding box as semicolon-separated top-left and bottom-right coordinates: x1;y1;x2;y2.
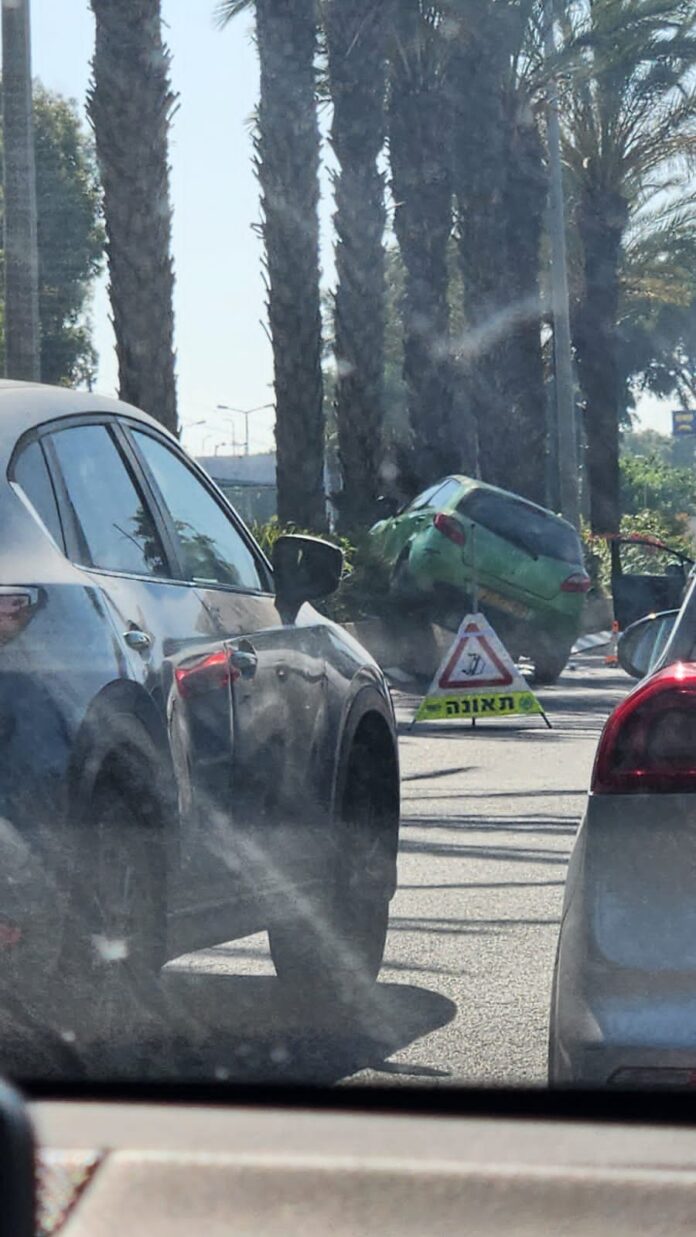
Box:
413;612;549;727
416;689;543;721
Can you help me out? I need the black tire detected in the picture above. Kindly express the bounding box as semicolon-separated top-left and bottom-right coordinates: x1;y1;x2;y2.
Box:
268;721;398;1008
530;638;573;686
55;769;166;1063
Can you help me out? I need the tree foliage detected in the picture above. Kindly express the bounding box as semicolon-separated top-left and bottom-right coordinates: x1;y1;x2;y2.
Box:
0;84;104;386
560;0;696;533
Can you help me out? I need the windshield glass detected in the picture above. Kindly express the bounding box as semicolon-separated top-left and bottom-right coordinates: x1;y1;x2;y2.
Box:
0;0;694;1097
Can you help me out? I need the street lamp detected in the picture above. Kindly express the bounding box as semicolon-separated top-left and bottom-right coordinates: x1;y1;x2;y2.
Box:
216;403;273;456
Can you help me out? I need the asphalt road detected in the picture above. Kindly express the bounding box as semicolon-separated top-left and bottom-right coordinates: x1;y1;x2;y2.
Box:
160;652;628;1089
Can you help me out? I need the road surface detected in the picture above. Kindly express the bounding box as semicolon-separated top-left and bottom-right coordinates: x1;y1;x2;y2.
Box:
162;653;628;1088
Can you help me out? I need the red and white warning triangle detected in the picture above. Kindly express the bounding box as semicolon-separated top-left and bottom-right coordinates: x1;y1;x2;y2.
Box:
438;620;514;689
415;612;547;725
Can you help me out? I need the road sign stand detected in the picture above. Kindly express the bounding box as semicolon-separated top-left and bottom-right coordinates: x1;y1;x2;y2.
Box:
411;612;551;731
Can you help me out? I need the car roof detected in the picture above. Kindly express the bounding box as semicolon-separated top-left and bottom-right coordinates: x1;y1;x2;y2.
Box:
0;380;170;462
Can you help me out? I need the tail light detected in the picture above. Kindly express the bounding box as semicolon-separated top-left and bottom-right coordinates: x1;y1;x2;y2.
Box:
433;513;467;546
175;650;232;699
592;663;696;794
561;572;591;593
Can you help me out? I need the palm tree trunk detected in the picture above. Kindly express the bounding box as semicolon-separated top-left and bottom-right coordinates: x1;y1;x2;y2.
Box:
499;91;547;505
574;187;628;534
388;2;455;493
88;0;177;434
2;0;40;381
254;0;325;530
325;0;391;530
448;10;510;489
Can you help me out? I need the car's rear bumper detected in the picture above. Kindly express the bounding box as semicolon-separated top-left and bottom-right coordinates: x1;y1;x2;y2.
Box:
551;978;696;1085
550;794;696;1087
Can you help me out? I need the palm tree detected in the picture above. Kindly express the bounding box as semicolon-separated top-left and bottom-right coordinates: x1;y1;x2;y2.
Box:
445;0;548;504
614;202;696;418
388;1;457;492
561;0;696;533
323;0;393;529
218;1;325;530
2;0;40;381
88;0;178;435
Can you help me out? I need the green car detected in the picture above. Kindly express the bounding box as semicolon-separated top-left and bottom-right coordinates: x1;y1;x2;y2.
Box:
368;475;590;684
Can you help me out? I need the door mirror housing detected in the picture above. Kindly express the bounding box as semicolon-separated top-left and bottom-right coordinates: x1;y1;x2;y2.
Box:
617;609;679;680
272;534;344;605
374;494;399;520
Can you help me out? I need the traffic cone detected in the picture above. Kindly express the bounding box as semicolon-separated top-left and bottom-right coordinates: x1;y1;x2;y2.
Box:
605;619;620;666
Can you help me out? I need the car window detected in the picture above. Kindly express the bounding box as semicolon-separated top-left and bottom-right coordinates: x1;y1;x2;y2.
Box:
429;479;461;509
405;480;453;513
49;424;168;577
133;431;266;591
12;439;64;548
459;490;583;564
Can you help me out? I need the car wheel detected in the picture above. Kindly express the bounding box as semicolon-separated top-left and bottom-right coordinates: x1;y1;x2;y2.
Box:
55;772;166;1061
530;638;573;685
268;725;398;1008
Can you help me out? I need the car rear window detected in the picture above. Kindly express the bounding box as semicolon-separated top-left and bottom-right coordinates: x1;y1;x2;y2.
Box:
459;490;583;564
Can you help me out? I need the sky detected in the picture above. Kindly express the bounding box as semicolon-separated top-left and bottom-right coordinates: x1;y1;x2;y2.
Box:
23;1;676;459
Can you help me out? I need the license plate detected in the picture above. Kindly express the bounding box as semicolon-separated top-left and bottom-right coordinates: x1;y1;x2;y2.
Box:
478;587;531;620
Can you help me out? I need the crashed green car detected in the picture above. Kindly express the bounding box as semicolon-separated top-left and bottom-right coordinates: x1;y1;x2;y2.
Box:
368;475;589;683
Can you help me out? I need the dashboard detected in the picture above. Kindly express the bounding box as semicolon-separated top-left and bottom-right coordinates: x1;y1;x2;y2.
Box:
28;1089;696;1236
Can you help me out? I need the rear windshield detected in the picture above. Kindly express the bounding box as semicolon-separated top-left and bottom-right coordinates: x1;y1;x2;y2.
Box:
459;490;583;564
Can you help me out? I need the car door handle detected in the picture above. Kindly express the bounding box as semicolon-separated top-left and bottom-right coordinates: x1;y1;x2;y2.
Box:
124;628;152;653
229;647;258;678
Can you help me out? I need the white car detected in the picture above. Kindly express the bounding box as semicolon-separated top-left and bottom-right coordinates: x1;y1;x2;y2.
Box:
549;588;696;1086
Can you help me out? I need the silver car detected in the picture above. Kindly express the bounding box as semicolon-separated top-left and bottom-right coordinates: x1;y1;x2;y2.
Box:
549;583;696;1086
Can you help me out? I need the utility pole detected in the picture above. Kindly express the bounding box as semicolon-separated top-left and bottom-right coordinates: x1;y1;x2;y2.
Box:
544;0;578;528
2;0;40;381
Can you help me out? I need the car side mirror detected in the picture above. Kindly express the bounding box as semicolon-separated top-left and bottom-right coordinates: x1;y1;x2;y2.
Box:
617;610;679;680
272;534;344;605
374;495;399;519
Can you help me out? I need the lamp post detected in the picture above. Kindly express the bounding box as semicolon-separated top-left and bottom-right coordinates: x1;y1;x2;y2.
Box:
544;0;579;528
216;403;273;456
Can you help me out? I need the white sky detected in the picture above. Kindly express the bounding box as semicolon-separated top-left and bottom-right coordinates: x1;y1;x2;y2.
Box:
21;2;675;459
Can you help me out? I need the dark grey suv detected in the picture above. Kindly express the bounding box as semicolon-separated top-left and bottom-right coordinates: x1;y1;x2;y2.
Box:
0;381;399;1056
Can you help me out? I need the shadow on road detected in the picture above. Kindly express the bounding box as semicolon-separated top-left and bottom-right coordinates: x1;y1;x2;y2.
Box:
2;968;456;1087
402;813;577;836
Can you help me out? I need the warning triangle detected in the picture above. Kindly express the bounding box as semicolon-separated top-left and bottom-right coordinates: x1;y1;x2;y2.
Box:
413;612;549;727
438;622;513;689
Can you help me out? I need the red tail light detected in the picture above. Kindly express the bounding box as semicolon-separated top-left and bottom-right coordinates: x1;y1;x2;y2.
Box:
592;663;696;794
433;513;467;546
561;572;591;593
175;650;232;699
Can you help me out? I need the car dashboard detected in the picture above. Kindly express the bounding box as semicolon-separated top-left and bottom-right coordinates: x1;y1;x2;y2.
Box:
27;1087;696;1236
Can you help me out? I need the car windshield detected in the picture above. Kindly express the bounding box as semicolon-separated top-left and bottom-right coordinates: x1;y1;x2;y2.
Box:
0;0;694;1101
459;491;583;564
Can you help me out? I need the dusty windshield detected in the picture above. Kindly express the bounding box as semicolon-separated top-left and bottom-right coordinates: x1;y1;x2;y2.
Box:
0;0;694;1092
